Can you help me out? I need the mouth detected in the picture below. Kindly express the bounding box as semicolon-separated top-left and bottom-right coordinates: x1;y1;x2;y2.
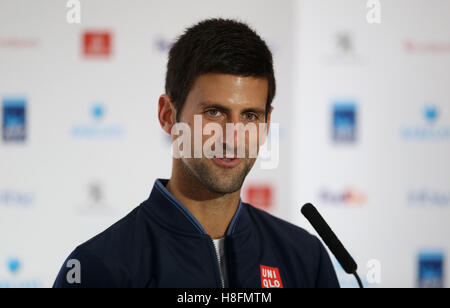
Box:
212;156;242;168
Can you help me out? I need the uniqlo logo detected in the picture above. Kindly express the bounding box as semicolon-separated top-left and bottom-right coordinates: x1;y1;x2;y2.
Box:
83;31;111;57
260;265;283;288
245;185;273;210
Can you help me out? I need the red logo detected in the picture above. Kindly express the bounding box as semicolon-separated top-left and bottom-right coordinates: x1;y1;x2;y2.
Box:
260;265;283;288
83;31;111;57
244;184;273;210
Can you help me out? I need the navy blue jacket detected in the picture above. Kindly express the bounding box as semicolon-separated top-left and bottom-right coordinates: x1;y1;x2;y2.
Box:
53;179;339;288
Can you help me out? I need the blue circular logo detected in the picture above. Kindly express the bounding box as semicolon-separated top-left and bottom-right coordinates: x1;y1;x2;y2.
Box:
424;106;438;123
7;258;20;274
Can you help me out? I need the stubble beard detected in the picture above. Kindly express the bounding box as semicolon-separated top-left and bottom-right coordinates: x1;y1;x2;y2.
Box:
181;157;255;195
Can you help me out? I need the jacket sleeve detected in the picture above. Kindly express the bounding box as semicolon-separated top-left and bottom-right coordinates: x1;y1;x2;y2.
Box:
314;236;341;288
53;246;117;288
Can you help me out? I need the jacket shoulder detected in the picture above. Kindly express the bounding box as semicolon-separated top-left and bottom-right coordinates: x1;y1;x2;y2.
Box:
243;202;318;245
243;203;340;288
54;204;152;288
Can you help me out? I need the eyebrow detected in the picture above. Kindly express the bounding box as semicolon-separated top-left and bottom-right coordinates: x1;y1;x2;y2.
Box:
198;101;266;115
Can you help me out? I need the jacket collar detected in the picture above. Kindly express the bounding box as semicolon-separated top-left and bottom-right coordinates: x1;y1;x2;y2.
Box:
142;178;250;237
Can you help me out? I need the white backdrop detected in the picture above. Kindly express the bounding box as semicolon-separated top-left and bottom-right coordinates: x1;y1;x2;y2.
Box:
0;0;449;288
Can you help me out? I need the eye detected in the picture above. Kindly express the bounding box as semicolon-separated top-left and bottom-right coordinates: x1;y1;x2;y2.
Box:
243;112;258;121
205;109;222;118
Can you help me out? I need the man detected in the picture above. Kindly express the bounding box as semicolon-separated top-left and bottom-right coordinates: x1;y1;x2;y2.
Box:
54;18;339;288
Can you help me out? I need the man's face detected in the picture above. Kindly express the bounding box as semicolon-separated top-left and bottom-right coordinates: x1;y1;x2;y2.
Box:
176;73;271;194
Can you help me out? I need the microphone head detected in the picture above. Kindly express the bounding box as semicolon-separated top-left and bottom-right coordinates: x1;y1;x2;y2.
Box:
301;202;317;218
301;203;358;274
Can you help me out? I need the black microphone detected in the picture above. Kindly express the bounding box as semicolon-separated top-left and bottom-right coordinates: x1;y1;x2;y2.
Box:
301;203;363;288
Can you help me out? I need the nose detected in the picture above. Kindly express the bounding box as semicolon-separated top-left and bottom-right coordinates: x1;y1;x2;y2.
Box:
221;115;247;158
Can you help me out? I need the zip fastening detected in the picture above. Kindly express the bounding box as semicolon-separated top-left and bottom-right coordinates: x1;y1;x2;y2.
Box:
155;180;243;288
210;238;225;288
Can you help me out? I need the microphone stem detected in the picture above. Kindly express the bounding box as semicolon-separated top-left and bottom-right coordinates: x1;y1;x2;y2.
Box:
353;272;364;288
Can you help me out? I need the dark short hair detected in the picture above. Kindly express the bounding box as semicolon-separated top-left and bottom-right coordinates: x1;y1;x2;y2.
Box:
165;18;276;121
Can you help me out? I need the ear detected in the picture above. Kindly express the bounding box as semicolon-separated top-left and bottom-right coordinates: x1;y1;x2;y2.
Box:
265;105;274;132
158;94;177;135
260;106;274;145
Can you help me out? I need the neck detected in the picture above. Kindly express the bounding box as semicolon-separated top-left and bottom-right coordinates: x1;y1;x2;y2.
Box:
165;159;241;239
